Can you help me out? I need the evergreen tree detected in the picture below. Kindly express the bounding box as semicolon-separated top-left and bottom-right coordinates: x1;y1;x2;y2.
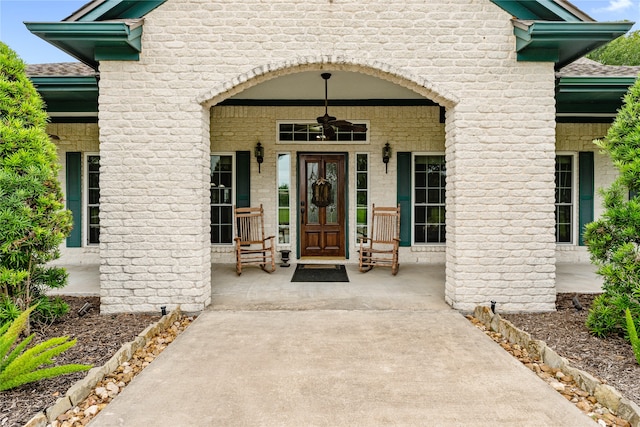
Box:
584;75;640;338
0;42;72;324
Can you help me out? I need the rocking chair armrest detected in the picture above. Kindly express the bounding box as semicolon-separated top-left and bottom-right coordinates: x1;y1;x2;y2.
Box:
264;235;275;242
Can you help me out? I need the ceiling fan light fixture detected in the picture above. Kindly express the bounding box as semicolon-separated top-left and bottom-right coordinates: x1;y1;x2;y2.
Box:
316;72;367;140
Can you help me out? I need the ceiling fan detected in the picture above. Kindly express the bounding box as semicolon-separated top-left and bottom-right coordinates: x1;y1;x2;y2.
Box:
316;73;367;140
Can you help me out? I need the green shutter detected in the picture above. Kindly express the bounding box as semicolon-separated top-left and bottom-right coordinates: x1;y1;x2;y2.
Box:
578;152;594;246
66;152;82;247
236;151;250;208
397;152;412;246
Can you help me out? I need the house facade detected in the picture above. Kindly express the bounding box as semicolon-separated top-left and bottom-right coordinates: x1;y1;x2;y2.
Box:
25;0;638;313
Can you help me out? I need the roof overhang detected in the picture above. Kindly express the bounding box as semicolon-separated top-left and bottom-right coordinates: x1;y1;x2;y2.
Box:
556;75;638;120
491;0;593;22
24;20;143;69
513;20;635;70
30;76;99;121
65;0;166;22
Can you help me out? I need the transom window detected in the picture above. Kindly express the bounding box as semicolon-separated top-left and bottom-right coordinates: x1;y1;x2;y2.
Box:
211;155;234;244
555;155;574;243
277;122;368;143
414;154;446;244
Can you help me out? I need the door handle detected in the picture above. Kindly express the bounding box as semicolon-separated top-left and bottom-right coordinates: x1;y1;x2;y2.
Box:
301;201;305;224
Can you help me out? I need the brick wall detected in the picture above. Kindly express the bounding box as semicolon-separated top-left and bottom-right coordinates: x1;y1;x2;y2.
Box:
555;122;617;263
47;123;100;264
97;0;557;312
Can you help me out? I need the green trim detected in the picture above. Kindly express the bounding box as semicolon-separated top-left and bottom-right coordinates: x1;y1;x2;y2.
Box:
66;152;82;248
397;152;412;247
556;76;637;116
25;21;143;68
75;0;167;21
235;151;251;208
344;152;349;260
30;76;98;116
490;0;586;22
578;152;594;246
513;21;634;69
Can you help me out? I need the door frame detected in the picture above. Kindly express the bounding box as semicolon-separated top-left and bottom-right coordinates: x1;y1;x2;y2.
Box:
296;152;349;259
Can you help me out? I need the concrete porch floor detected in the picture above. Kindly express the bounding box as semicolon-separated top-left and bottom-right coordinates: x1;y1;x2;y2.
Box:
51;262;603;311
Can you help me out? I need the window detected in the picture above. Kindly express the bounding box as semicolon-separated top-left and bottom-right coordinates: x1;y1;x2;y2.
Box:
277;153;291;244
277;122;368;143
86;154;100;245
211;155;234;244
356;153;369;242
414;155;446;244
555;154;574;243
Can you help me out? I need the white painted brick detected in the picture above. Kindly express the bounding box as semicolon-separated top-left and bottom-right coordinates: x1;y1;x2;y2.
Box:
93;0;565;312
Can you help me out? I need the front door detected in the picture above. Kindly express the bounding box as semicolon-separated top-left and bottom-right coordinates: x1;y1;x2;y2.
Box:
299;153;346;257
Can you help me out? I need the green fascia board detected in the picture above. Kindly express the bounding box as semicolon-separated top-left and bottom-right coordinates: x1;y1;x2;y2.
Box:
30;76;98;115
75;0;167;21
25;21;143;69
514;21;634;69
556;76;637;115
491;0;584;21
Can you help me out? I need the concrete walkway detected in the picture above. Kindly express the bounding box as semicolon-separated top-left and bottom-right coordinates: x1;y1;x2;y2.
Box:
79;263;601;426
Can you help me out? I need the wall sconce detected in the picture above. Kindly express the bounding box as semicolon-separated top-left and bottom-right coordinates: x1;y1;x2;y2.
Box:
254;142;264;173
382;142;392;174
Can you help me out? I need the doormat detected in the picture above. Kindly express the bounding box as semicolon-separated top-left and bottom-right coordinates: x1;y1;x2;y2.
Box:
291;264;349;282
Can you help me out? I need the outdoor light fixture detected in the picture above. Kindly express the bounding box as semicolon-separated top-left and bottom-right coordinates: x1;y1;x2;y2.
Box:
255;142;264;173
382;142;392;174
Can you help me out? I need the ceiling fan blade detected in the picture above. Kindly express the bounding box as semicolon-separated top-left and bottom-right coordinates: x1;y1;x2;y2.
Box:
329;120;368;133
323;123;336;139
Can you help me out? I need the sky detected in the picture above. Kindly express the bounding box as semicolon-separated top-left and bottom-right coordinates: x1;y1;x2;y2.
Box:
0;0;639;64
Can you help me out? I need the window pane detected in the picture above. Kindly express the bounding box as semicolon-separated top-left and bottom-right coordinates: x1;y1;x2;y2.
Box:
414;155;446;243
277;153;291;244
87;155;100;245
555;155;573;243
211;155;233;244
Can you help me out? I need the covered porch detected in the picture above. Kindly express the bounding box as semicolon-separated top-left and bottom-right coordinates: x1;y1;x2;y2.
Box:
53;263;603;312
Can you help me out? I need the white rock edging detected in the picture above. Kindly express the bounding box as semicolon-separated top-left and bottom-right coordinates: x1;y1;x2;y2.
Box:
473;305;640;427
23;307;182;427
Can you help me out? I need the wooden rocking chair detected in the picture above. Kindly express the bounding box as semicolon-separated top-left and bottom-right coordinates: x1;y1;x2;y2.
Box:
359;204;401;275
234;204;276;275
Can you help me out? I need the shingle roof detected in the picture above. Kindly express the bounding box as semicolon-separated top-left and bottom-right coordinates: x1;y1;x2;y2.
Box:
557;57;640;78
26;62;97;77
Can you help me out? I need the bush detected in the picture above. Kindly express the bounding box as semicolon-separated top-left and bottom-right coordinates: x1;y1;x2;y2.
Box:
0;305;91;391
0;42;72;321
625;308;640;365
584;67;640;338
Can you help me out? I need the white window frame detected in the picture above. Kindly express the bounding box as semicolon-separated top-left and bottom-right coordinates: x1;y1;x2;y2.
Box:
412;152;446;246
210;152;236;246
275;120;370;144
84;152;100;246
555;152;578;245
355;152;369;245
277;152;291;246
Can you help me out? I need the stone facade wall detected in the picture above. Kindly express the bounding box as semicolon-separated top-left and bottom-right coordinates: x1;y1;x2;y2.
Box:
97;0;557;312
47;123;100;264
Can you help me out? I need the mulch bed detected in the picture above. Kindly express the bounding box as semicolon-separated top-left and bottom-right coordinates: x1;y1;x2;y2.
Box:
503;293;640;406
0;297;160;427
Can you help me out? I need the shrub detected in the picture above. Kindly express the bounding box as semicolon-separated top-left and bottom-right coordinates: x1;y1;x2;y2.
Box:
625;308;640;365
0;305;91;391
0;42;72;322
584;71;640;338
